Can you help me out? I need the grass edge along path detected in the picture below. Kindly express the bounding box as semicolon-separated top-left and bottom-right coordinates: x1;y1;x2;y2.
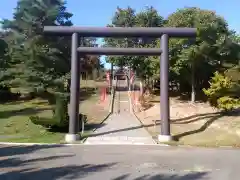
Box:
132;93;240;148
0;88;111;144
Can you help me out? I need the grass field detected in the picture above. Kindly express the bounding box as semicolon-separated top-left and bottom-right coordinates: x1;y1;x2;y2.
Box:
0;80;110;143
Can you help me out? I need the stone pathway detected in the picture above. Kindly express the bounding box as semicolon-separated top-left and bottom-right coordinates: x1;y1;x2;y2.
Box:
84;80;155;145
84;112;155;144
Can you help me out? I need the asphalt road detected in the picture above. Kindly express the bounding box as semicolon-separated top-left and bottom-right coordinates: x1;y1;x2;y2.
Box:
1;144;240;180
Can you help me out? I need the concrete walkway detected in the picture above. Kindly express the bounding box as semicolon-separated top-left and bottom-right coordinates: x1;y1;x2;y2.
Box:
84;112;155;144
84;81;155;145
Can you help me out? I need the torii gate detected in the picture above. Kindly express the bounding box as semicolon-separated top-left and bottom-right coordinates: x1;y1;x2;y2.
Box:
44;26;197;143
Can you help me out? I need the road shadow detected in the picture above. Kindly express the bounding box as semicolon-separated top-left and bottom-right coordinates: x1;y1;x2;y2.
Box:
113;172;208;180
0;144;64;157
0;155;75;169
0;145;117;180
0;160;207;180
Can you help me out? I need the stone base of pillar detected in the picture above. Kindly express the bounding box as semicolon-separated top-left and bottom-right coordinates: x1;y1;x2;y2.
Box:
158;135;172;142
65;133;80;143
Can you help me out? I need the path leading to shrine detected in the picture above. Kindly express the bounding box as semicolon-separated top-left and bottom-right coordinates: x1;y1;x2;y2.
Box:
84;80;155;145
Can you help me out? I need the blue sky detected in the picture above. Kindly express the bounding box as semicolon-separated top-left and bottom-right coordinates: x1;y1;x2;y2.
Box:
1;0;239;68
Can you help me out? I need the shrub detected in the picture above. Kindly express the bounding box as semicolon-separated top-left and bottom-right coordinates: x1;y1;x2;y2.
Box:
30;94;69;130
30;94;87;132
203;71;240;111
53;94;69;127
217;96;240;111
0;86;20;102
225;66;240;83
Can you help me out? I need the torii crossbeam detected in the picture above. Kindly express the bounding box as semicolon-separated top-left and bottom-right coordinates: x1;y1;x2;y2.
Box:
44;26;197;143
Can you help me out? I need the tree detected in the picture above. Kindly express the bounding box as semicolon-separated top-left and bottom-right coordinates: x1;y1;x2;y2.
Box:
0;35;15;102
203;71;240;111
1;0;73;93
133;6;164;85
164;7;232;102
104;6;164;88
1;0;74;128
0;36;10;84
104;6;136;67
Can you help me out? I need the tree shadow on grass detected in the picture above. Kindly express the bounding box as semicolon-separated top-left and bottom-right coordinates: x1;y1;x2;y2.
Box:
86;112;225;142
47;122;106;134
79;87;97;101
35;113;107;134
148;112;225;141
146;110;239;126
31;100;49;106
0;107;51;119
170;112;222;124
172;113;224;141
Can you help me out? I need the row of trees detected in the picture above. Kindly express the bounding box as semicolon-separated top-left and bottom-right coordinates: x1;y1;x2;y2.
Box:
0;0;103;129
0;0;239;131
104;6;240;110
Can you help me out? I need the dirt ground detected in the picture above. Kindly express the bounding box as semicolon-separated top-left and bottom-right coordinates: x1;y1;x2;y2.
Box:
80;79;111;124
133;94;240;147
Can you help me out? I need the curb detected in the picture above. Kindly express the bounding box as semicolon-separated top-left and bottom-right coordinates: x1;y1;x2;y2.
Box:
0;142;82;146
0;142;169;146
0;141;238;149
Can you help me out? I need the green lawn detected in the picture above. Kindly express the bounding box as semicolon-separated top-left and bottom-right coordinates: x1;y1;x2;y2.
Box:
0;81;110;143
0;99;64;143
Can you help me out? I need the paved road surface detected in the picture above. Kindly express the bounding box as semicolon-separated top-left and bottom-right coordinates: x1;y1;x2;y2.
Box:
85;80;155;145
1;144;240;180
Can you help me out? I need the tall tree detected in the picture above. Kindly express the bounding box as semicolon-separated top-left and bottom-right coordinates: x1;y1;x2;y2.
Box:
0;36;11;86
1;0;76;127
133;6;164;84
104;6;136;67
164;7;232;101
1;0;73;94
104;6;164;86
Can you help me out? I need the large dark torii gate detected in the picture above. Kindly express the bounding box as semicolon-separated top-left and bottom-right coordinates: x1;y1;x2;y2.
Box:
44;26;197;143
